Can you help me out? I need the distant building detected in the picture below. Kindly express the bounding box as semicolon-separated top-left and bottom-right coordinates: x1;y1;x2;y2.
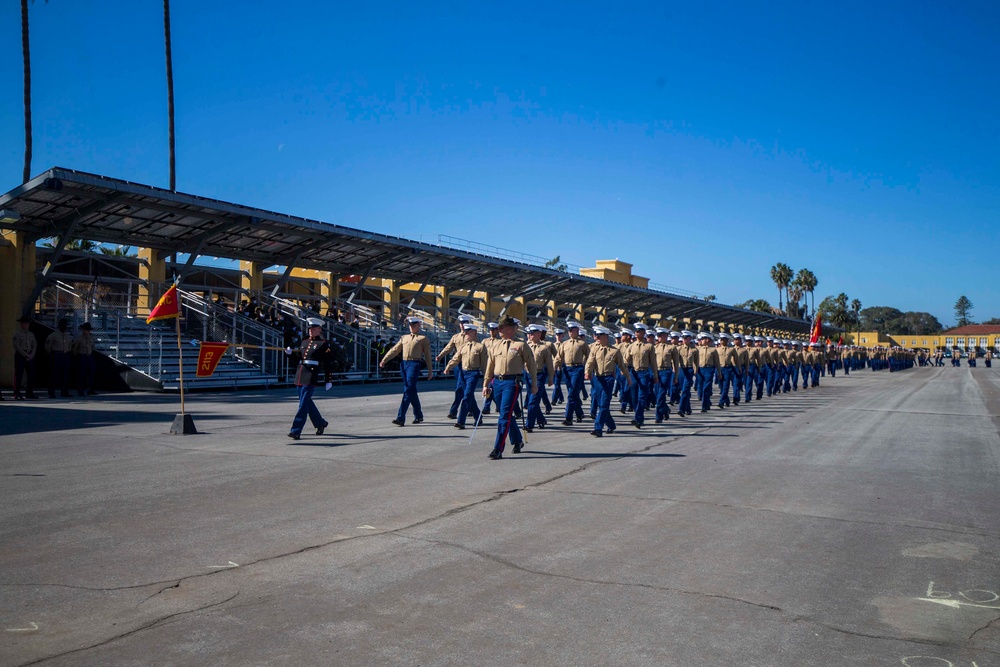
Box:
853;325;1000;352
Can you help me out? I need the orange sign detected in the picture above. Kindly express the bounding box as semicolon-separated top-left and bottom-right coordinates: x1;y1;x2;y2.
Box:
196;342;230;377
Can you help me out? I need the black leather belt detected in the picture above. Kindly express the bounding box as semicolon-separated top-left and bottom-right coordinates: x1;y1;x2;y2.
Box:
496;374;521;380
564;364;584;368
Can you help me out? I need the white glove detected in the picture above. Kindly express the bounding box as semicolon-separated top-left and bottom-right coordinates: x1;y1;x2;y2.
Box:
325;382;332;391
285;347;294;355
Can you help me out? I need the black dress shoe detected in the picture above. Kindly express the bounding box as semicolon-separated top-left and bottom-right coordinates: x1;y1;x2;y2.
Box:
545;408;551;415
287;433;301;440
512;443;523;453
607;426;616;434
412;418;423;424
446;412;457;419
316;422;328;435
391;418;405;426
562;419;573;426
524;427;533;433
454;423;465;430
488;449;502;460
654;418;662;424
589;429;603;437
482;408;491;414
537;423;546;429
575;416;582;423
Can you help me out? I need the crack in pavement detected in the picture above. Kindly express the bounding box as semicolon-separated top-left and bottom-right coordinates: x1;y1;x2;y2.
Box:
16;591;240;667
968;614;1000;642
541;489;1000;539
395;532;783;613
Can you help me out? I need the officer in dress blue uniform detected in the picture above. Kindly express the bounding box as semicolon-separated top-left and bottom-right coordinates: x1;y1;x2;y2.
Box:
286;317;336;439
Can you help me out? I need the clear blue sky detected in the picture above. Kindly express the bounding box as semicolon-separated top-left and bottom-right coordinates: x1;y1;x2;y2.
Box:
3;1;998;326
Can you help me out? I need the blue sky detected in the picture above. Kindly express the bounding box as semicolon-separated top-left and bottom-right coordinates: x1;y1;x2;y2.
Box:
2;1;998;325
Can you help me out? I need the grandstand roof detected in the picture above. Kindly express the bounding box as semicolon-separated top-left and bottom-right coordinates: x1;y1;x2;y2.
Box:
1;167;821;334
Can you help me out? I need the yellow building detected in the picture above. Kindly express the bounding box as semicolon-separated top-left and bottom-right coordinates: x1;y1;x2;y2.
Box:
854;326;1000;352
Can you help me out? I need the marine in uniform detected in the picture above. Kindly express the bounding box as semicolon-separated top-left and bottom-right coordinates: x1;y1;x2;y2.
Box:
482;317;537;459
616;329;635;413
715;333;740;408
524;324;555;432
12;314;39;400
557;322;590;426
72;322;97;396
695;332;720;412
380;316;434;425
676;330;699;416
653;327;678;422
627;325;656;428
443;323;488;429
539;326;557;415
481;322;501;414
731;333;749;404
550;328;566;405
286;317;336;439
44;318;74;398
437;315;474;419
810;342;823;386
585;326;631;436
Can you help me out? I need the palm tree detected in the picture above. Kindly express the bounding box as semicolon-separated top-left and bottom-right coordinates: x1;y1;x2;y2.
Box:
787;284;804;318
21;0;32;183
770;263;793;314
796;268;818;317
164;0;176;191
851;298;861;335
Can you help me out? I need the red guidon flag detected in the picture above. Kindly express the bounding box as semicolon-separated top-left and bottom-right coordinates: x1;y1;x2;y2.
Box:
809;313;822;344
196;342;230;378
146;285;180;324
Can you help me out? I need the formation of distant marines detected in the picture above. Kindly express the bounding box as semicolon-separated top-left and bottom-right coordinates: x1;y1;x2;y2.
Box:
370;315;990;461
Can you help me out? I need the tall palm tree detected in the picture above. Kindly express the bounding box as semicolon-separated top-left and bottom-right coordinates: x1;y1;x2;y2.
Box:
796;268;818;317
164;0;176;191
851;298;861;335
21;0;32;183
770;263;793;314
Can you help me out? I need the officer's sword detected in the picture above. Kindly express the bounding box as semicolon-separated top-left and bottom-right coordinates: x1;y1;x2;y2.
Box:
469;385;490;445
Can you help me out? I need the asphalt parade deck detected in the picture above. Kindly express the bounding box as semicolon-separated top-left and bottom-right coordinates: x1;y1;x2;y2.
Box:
2;367;999;666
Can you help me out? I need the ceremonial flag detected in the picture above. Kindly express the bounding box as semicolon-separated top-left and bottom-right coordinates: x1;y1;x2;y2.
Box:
147;285;180;324
196;342;230;377
809;313;822;344
838;335;844;345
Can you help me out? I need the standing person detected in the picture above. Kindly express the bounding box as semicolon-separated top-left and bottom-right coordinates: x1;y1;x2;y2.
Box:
437;315;473;419
585;326;632;436
550;328;566;406
539;325;557;415
696;332;720;412
676;330;699;416
482;317;536;459
12;314;39;400
668;331;684;405
716;332;739;408
810;342;824;386
616;329;635;414
557;321;590;426
72;322;98;396
986;349;993;368
480;322;502;414
524;324;555;432
380;316;434;426
628;325;656;428
443;323;488;429
285;318;336;439
731;333;749;405
45;318;74;398
653;327;678;423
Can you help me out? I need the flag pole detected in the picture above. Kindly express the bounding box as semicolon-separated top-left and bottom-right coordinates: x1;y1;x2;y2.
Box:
176;306;186;415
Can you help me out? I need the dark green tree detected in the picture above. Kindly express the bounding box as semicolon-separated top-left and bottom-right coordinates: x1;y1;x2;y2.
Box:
954;295;974;327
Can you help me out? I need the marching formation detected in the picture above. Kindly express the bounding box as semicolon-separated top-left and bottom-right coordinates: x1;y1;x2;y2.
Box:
278;314;992;456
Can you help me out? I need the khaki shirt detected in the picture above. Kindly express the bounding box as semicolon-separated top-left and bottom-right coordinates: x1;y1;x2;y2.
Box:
528;340;556;378
586;343;629;377
771;348;787;365
558;338;591;366
697;346;721;370
654;342;679;373
759;347;772;365
72;333;96;356
444;340;489;374
45;331;73;354
629;341;656;371
717;346;740;369
382;333;433;367
748;346;761;366
438;332;465;359
677;344;699;370
735;346;750;371
485;338;537;391
13;329;37;359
